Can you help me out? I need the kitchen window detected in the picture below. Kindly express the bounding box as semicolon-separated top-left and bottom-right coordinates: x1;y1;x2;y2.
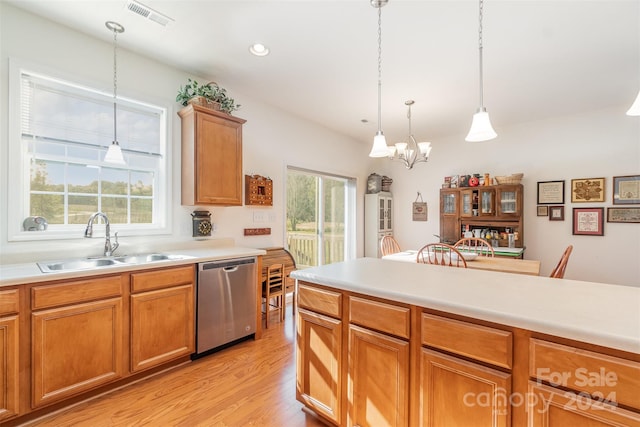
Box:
7;60;170;241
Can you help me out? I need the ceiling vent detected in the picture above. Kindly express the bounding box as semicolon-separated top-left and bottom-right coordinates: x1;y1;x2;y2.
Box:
126;0;174;27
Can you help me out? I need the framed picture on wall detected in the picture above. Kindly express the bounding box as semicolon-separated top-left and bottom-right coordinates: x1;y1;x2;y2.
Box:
607;207;640;223
537;180;564;204
537;205;549;216
571;177;605;203
549;206;564;221
612;175;640;205
572;207;604;236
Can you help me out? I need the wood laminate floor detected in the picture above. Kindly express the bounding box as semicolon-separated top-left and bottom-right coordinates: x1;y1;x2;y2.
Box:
24;307;327;427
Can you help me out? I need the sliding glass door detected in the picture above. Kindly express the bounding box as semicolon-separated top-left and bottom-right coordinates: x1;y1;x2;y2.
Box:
286;167;355;268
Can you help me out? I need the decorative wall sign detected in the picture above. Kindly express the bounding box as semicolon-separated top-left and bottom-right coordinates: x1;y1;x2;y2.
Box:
612;175;640;205
412;192;428;221
572;207;604;236
571;177;605;203
537;205;549;217
537;180;564;204
549;206;564;221
607;207;640;223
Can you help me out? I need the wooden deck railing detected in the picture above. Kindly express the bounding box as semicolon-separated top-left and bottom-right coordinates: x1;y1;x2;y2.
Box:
286;232;344;269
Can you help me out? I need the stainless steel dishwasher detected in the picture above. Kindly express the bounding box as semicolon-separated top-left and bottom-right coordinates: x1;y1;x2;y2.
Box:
194;257;257;358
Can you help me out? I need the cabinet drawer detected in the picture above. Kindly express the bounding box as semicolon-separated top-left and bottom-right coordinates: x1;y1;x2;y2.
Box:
297;283;342;319
131;265;194;293
32;276;123;310
530;339;640;410
349;296;410;339
422;313;512;369
0;289;19;315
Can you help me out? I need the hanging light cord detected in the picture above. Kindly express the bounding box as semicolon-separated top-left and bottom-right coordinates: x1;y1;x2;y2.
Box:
112;26;119;145
478;0;485;110
377;5;383;133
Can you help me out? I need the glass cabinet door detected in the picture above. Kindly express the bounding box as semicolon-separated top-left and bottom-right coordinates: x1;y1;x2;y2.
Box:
461;190;473;217
442;191;457;215
479;189;495;215
498;188;519;216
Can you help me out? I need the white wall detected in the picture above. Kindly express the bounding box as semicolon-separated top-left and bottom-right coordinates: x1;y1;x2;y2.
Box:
0;3;371;264
371;108;640;286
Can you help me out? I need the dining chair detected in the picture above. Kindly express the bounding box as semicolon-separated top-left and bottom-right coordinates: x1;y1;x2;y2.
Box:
454;237;495;257
380;235;402;257
549;245;573;279
416;243;468;268
262;263;285;328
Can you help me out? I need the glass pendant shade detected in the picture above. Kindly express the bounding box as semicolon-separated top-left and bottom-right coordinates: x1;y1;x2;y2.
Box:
465;110;497;142
369;132;389;157
105;142;126;164
627;90;640;116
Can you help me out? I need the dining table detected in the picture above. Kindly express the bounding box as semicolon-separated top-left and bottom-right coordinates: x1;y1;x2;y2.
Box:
381;250;541;276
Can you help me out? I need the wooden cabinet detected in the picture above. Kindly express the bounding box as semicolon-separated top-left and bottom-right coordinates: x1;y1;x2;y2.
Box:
31;275;125;408
0;289;19;421
296;283;343;424
348;297;410;427
439;184;524;247
130;265;195;373
365;192;394;257
179;104;246;206
420;313;512;426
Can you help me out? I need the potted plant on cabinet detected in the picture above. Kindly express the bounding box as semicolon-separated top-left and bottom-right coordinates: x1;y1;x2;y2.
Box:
176;78;240;114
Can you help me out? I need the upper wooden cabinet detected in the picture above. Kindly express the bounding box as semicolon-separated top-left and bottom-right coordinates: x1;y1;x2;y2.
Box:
178;104;246;206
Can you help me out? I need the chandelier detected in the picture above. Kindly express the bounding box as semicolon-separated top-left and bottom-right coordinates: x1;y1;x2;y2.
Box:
387;100;432;169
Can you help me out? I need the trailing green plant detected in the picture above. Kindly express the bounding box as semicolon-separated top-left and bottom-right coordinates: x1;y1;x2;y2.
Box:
176;78;240;114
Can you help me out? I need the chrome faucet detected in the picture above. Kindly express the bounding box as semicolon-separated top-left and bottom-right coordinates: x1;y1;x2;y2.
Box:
84;212;119;256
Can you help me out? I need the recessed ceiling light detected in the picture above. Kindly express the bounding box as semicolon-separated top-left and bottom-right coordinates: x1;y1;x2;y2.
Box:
249;43;270;57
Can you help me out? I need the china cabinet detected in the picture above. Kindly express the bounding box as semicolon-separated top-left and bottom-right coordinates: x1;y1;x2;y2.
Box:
439;184;523;248
365;192;393;257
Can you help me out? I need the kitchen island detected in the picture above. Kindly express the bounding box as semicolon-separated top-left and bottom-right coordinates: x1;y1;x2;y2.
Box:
291;257;640;427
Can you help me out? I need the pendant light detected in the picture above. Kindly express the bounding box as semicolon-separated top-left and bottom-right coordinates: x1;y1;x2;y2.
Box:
369;0;390;157
465;0;497;142
627;90;640;116
104;21;126;165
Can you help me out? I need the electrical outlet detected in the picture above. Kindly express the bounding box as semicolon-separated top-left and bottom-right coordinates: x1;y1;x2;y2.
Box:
268;212;276;222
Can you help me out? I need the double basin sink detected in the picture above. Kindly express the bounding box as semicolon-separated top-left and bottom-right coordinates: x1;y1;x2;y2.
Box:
38;253;194;273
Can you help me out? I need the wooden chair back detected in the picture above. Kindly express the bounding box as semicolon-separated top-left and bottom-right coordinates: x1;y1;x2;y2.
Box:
550;245;573;279
416;243;468;268
261;247;298;314
380;235;401;256
263;263;285;327
454;237;495;257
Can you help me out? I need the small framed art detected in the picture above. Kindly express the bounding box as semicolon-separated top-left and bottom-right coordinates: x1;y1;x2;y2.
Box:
572;207;604;236
549;206;564;221
537;180;564;204
537;206;549;216
612;175;640;205
607;207;640;223
571;178;605;203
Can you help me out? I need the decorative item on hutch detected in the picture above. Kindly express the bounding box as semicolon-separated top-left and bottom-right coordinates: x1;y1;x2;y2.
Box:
367;173;382;194
245;175;273;206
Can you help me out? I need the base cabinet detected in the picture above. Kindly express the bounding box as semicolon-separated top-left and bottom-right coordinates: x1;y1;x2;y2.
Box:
420;349;511;427
296;308;342;424
130;266;195;372
348;325;409;427
0;289;19;421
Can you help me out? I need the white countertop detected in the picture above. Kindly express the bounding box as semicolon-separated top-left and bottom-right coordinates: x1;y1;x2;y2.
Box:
291;257;640;354
0;246;266;287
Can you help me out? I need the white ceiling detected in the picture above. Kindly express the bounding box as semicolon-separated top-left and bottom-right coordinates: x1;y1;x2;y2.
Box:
7;0;640;145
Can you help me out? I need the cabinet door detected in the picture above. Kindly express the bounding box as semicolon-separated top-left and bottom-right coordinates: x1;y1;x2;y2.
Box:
195;111;243;205
384;196;393;231
460;189;475;217
497;185;522;217
296;308;342;425
0;316;19;421
32;298;124;407
528;382;640;427
441;190;458;215
348;325;409;427
440;190;460;244
479;188;496;216
130;284;194;372
420;348;511;427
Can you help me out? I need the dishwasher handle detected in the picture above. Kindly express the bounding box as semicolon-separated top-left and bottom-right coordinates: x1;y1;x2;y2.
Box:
223;266;239;273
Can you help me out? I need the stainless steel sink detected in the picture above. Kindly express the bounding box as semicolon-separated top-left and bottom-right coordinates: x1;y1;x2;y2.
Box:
37;253;194;273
